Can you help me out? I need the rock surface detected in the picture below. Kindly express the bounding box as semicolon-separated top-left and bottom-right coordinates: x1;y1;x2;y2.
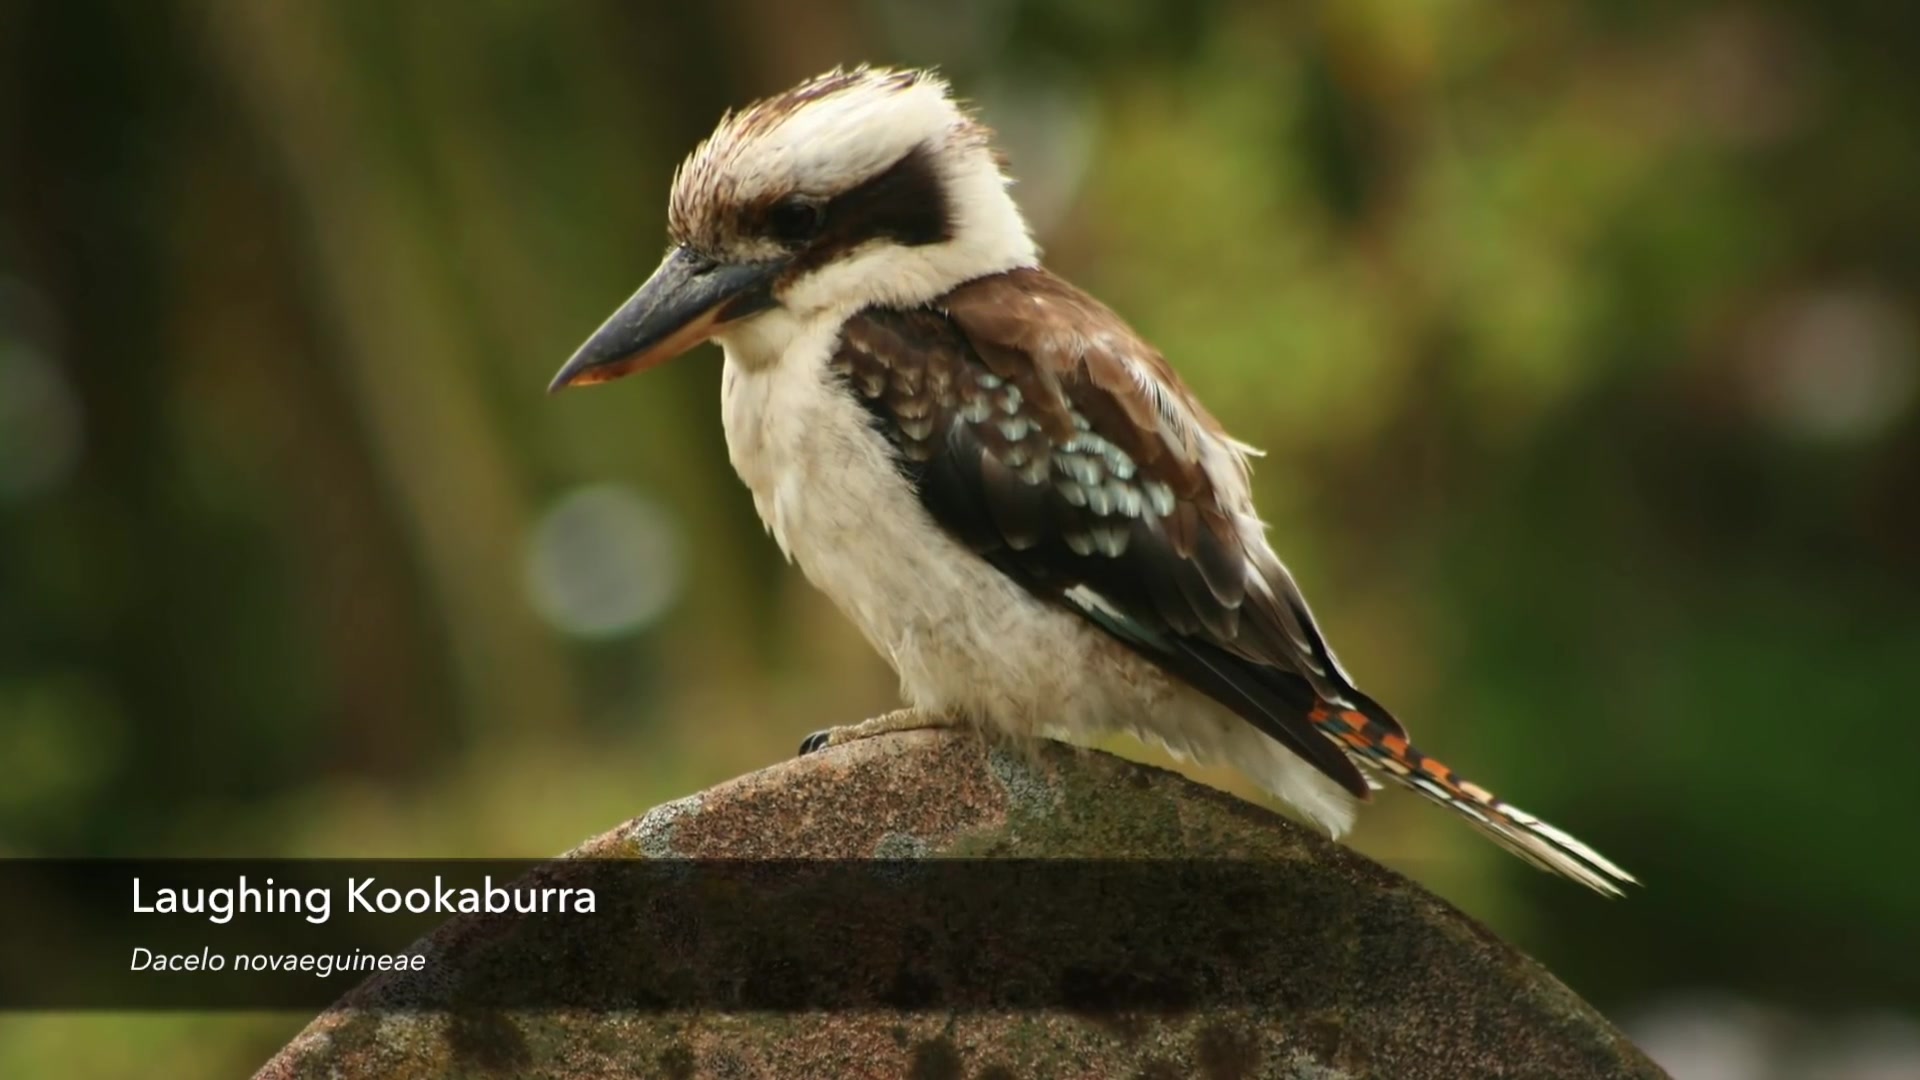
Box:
254;730;1665;1079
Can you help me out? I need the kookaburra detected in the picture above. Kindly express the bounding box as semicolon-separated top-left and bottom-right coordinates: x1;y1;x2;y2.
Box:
550;67;1634;894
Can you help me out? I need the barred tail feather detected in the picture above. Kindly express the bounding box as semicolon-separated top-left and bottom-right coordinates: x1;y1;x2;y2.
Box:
1308;705;1638;897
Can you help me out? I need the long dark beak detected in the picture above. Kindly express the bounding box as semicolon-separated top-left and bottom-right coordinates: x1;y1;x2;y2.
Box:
548;247;782;392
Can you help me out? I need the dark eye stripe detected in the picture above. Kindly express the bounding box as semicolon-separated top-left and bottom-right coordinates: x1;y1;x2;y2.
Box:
766;196;826;246
784;143;952;275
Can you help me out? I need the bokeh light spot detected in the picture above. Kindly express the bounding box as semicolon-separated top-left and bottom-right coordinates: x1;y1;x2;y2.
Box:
0;333;84;502
525;484;685;640
1745;286;1917;444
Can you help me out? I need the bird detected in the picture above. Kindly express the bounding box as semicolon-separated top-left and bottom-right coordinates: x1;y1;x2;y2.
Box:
549;66;1635;895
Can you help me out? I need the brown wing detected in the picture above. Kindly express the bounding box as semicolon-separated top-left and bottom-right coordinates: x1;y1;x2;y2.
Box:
833;268;1405;797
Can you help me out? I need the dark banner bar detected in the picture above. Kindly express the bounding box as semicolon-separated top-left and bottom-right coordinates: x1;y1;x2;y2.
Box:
0;859;1376;1011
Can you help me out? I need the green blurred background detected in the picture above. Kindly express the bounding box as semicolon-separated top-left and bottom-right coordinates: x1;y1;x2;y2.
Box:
1;0;1916;1075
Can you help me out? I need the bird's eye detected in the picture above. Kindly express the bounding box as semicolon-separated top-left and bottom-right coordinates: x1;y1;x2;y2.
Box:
767;197;826;245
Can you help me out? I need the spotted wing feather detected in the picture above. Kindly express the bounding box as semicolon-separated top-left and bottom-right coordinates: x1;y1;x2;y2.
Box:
831;269;1377;797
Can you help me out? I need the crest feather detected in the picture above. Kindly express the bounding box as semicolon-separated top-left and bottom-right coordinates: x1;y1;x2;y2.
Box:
667;66;986;255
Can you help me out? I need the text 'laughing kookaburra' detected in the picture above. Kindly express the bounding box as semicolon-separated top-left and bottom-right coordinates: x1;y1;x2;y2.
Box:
549;67;1636;894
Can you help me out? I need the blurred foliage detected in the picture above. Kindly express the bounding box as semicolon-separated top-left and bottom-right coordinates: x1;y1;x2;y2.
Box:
2;0;1917;1075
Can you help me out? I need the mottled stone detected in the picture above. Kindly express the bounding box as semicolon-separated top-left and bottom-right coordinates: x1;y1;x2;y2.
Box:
254;730;1666;1079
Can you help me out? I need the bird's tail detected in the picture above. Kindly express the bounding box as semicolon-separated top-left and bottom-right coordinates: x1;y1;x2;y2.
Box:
1307;703;1638;896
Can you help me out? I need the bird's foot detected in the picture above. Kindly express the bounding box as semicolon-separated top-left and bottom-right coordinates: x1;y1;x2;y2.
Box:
797;707;953;756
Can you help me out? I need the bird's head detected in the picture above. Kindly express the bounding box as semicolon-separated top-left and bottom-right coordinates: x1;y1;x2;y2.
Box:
550;66;1036;390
